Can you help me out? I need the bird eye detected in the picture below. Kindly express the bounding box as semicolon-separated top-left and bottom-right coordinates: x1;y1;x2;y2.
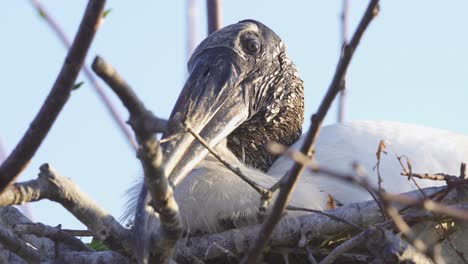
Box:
243;37;260;54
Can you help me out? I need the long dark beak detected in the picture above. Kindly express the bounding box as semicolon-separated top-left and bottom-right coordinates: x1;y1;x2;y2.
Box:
161;47;250;186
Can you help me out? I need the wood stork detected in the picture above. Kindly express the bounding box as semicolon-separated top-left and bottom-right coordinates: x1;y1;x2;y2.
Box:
127;19;468;262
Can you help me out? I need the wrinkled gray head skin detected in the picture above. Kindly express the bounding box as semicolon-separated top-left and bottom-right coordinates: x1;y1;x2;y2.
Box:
162;19;304;185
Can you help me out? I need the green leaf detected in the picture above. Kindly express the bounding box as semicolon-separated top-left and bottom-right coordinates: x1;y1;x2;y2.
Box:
72;81;84;90
102;8;112;19
87;238;109;251
38;9;46;19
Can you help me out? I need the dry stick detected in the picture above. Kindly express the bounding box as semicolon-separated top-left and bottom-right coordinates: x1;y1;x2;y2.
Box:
30;0;138;150
241;2;380;262
0;164;133;257
319;229;366;264
13;222;92;252
0;223;40;263
287;205;363;231
92;56;180;263
337;0;349;123
0;0;106;193
207;0;221;35
187;0;198;59
398;159;467;263
281;149;457;263
61;229;94;237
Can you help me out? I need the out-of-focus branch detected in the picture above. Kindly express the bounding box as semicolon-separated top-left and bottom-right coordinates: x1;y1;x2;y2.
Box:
30;0;138;150
0;0;106;193
92;56;180;263
56;251;130;264
241;1;380;263
337;0;349;123
187;0;198;59
14;222;92;252
207;0;222;35
0;164;133;257
0;224;40;263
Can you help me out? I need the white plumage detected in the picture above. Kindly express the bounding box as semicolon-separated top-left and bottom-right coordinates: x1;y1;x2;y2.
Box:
127;120;468;234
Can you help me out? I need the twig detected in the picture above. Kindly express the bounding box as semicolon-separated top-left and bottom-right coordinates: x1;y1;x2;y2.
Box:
319;229;366;264
30;0;137;150
241;1;379;262
0;164;133;257
92;56;181;263
287;205;363;231
61;229;94;237
207;0;221;35
383;192;468;221
0;0;106;193
337;0;349;123
187;0;198;59
185;125;272;202
13;223;92;252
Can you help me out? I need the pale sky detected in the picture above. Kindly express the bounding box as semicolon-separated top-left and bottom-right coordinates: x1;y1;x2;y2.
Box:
1;1;467;234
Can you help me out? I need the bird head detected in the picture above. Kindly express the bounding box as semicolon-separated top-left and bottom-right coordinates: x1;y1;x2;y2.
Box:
162;19;304;186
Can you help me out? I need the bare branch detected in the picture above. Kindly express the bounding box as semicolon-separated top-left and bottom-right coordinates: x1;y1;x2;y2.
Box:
0;224;40;263
337;0;349;123
0;164;133;257
30;0;138;150
56;251;130;264
287;205;363;231
0;0;106;193
13;222;92;252
92;56;181;263
241;1;380;262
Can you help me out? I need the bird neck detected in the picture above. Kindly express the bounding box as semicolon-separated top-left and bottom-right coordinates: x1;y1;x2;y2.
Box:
227;59;304;171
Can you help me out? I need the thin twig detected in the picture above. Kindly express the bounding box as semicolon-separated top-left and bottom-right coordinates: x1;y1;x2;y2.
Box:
287;205;363;231
30;0;138;150
207;0;221;35
185;126;272;200
0;0;106;193
187;0;198;59
337;0;349;123
241;2;380;262
319;229;366;264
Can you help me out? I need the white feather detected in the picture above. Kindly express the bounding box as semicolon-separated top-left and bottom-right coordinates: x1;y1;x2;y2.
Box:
125;120;468;234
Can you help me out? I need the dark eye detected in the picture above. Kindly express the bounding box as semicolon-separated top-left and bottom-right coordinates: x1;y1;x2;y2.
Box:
243;37;260;54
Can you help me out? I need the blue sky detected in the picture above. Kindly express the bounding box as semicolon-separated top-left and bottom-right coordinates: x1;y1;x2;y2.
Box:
1;1;468;233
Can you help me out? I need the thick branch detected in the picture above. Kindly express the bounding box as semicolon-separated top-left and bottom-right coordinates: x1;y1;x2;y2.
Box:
0;164;133;257
241;1;380;262
0;0;106;192
0;224;40;263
